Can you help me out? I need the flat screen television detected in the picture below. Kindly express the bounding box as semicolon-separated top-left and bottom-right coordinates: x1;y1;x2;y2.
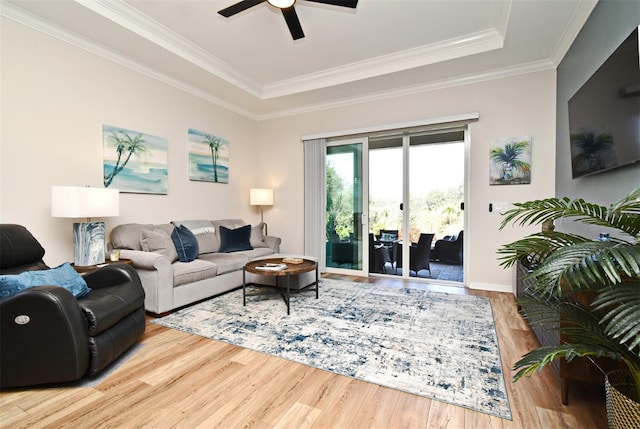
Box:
568;26;640;179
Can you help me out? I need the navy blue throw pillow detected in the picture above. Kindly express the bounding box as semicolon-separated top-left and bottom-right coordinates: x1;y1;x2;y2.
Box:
219;225;253;253
171;224;199;262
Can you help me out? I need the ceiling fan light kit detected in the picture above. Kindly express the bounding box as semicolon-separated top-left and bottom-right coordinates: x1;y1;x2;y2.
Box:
267;0;295;8
218;0;358;40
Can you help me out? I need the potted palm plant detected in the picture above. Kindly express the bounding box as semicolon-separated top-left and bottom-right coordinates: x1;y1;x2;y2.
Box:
497;187;640;428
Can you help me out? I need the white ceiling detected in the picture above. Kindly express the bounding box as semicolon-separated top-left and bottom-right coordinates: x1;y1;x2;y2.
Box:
2;0;597;119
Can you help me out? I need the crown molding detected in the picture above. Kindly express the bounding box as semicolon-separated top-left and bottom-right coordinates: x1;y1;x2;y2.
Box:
257;59;555;120
2;1;557;122
77;0;509;100
0;3;258;120
262;28;505;99
262;0;512;98
75;0;262;97
262;0;512;99
550;0;597;66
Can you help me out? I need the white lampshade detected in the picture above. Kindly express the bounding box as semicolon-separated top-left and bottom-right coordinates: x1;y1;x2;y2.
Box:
250;189;274;206
51;186;119;218
51;186;120;266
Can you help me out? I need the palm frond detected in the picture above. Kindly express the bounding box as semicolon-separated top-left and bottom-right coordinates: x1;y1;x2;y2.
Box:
497;232;590;269
504;241;640;299
610;187;640;216
592;284;640;352
500;188;640;389
499;195;640;238
513;344;621;382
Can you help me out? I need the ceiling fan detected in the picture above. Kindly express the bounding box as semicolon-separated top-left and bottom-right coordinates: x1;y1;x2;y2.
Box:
218;0;358;40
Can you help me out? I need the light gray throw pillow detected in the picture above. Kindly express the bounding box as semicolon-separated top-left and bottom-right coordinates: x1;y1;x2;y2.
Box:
141;228;178;262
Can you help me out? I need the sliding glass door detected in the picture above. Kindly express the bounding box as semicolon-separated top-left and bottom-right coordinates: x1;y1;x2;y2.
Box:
369;129;465;283
322;128;466;283
368;136;403;274
407;132;465;282
325;138;368;276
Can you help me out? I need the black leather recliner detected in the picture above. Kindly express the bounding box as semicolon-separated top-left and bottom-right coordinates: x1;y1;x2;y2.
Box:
0;224;146;388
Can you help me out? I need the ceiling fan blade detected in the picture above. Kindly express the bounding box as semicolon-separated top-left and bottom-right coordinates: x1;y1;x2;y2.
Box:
282;7;305;40
218;0;265;18
306;0;358;8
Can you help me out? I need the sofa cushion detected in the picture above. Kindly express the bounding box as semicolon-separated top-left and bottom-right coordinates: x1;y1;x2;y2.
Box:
172;220;217;254
110;223;157;250
171;225;199;262
219;225;253;253
172;260;218;287
0;263;90;299
141;228;178;262
250;223;269;248
212;219;246;235
198;252;249;275
235;247;276;259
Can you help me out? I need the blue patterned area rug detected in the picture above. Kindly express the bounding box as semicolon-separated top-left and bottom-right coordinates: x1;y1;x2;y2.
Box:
152;278;512;420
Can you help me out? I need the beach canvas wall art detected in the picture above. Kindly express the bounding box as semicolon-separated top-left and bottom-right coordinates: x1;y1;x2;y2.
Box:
188;128;229;183
103;124;168;194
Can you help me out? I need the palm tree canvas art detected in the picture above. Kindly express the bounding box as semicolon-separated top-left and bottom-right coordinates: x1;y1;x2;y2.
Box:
103;124;168;194
490;136;532;185
188;129;229;183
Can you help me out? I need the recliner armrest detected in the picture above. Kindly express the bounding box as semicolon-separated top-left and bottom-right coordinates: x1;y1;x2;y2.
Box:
0;286;89;388
83;264;141;290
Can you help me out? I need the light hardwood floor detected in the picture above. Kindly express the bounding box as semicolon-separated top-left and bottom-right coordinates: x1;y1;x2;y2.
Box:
1;274;608;428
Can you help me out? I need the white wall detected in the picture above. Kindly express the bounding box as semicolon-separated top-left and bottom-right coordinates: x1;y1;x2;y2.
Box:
1;18;259;266
257;71;557;292
1;16;557;292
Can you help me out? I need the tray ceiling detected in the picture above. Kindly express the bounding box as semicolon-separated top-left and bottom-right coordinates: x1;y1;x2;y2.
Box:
2;0;596;118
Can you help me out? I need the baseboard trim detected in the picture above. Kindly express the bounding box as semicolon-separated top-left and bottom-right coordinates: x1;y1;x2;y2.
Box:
469;281;514;294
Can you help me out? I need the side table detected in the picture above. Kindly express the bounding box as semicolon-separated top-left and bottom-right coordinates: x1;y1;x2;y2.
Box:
71;259;132;274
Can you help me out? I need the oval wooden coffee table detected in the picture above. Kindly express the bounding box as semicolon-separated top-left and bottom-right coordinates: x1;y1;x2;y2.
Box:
243;257;318;315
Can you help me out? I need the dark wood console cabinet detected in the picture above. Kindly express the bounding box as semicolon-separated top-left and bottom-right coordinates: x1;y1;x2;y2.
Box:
516;262;618;405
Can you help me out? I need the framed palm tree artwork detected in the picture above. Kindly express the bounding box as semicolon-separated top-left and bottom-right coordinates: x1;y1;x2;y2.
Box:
188;128;229;184
103;124;168;194
490;136;532;185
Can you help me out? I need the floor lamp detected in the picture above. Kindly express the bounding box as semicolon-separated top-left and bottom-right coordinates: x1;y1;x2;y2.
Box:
51;186;120;267
250;188;273;235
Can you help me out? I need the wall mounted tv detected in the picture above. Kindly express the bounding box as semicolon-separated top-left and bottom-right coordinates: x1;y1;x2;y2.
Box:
568;26;639;179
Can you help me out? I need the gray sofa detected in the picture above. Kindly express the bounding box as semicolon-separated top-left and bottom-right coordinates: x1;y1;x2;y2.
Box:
109;219;280;315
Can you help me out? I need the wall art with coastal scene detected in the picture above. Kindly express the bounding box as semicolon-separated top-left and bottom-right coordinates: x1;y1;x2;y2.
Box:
188;128;229;183
103;124;168;194
489;136;532;185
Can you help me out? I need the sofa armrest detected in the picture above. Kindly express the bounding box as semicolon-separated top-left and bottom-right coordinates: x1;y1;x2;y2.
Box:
0;286;89;388
264;235;281;253
118;249;173;314
119;249;169;270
